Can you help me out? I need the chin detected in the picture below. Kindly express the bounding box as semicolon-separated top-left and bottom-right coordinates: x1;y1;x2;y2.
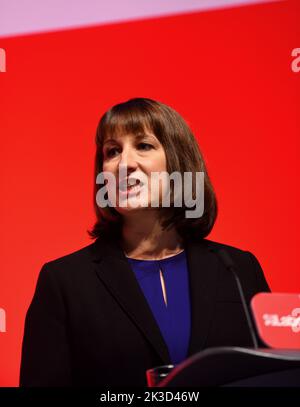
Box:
115;203;149;215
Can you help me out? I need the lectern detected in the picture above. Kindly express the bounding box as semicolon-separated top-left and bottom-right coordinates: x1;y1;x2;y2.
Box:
158;347;300;387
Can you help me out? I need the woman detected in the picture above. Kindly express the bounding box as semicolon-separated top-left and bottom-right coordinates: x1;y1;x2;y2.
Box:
20;98;270;387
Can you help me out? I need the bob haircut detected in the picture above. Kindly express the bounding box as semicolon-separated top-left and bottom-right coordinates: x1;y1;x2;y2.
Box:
88;97;217;241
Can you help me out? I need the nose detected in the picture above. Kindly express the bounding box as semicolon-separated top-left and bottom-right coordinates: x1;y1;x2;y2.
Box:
118;146;138;174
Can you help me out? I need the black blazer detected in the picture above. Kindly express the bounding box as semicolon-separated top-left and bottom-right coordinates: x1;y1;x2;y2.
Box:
20;235;270;387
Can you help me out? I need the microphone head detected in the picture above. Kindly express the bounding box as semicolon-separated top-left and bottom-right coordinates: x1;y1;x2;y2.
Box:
215;248;236;270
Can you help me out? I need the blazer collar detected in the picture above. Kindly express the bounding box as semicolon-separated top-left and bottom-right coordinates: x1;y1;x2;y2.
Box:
90;233;220;364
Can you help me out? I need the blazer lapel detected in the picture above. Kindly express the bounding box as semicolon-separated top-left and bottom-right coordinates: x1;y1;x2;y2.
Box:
185;238;220;357
90;234;220;363
90;235;172;365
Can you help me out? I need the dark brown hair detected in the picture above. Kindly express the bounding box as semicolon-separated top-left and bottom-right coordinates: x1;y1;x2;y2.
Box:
88;98;217;241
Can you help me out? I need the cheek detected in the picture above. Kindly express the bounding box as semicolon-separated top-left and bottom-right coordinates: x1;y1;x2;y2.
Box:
102;162;118;179
158;151;167;170
143;153;167;189
146;152;167;173
102;162;110;172
100;163;116;197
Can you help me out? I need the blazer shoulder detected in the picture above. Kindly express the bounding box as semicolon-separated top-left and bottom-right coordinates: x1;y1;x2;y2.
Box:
38;239;105;284
201;238;261;271
38;235;113;279
201;238;270;293
43;242;94;268
201;238;248;256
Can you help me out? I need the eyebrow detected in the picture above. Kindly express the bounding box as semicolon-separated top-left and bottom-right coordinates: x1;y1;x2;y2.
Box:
103;133;155;146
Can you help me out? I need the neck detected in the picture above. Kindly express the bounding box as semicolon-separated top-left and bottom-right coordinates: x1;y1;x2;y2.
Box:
120;210;184;260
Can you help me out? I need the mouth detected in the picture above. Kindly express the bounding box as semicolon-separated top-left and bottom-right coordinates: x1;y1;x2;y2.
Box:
118;178;144;196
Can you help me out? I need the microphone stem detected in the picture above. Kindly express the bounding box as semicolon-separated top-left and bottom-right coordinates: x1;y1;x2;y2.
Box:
230;266;258;349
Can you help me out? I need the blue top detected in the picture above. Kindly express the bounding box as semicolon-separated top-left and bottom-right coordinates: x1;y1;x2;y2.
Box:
126;250;191;365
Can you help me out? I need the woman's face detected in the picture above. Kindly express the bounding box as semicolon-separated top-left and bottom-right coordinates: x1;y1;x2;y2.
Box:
102;129;167;214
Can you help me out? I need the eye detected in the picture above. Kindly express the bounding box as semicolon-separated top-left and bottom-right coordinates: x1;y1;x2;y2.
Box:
105;147;119;158
137;143;153;151
104;142;153;158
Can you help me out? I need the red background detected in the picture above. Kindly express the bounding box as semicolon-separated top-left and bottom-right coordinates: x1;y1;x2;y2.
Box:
0;0;299;386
